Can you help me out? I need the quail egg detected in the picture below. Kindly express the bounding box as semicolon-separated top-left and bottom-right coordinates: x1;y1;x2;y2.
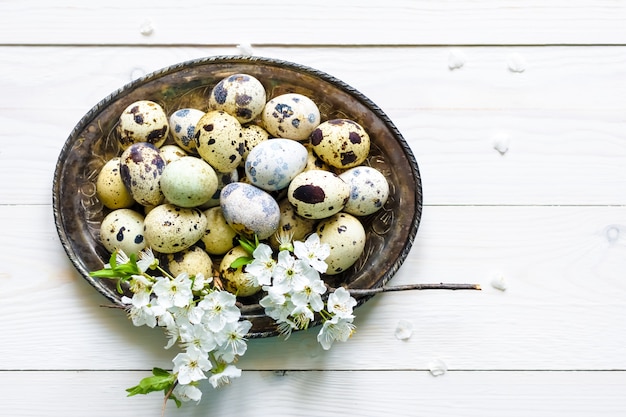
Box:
220;182;280;239
96;157;135;209
99;208;146;255
262;93;320;140
143;204;207;254
116;100;169;149
195;110;245;172
208;73;266;124
119;142;166;206
339;166;390;216
310;119;370;169
287;170;350;219
316;212;366;275
169;108;205;153
159;156;219;208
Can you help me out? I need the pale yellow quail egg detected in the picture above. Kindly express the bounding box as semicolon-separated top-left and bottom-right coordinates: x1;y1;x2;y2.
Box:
262;93;320;140
220;245;261;297
208;74;266;124
163;245;213;279
310;119;370;169
96;157;135;209
195;110;245;172
143;204;207;254
99;208;146;255
116;100;169;149
269;198;317;250
316;212;366;275
200;206;238;256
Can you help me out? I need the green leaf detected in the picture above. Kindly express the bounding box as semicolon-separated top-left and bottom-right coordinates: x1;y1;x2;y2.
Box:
126;368;177;397
89;269;122;279
239;238;256;256
152;367;171;377
230;256;253;269
109;252;118;269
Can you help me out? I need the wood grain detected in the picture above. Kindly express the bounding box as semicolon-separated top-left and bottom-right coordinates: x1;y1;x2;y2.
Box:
2;2;626;415
2;370;625;417
1;1;625;45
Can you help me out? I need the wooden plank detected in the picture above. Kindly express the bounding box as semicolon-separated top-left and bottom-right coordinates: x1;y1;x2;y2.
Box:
1;370;625;417
1;204;625;371
1;1;626;45
2;46;626;205
3;46;626;112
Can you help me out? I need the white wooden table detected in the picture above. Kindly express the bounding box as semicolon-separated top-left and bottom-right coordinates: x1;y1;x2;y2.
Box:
1;1;625;415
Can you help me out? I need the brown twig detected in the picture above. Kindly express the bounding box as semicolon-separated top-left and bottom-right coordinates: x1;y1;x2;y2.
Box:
162;381;178;417
344;282;481;296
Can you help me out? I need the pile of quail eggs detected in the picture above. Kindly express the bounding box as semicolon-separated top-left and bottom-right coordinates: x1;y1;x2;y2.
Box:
96;73;390;297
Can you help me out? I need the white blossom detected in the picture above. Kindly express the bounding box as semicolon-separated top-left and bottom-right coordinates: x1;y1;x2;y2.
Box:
316;315;356;350
179;322;217;354
272;251;311;293
293;233;330;273
245;243;276;286
136;247;157;272
152;273;193;309
173;383;203;402
122;294;163;328
192;272;212;292
198;291;240;332
214;320;252;363
208;364;242;388
327;287;357;318
172;346;213;385
290;275;326;312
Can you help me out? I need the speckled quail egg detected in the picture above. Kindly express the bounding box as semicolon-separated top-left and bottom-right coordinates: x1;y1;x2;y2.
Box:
169;108;205;153
163;245;213;279
245;139;308;191
160;156;219;208
116;100;169;149
195;110;245;172
287;170;350;219
316;212;366;275
240;124;270;164
96;157;135;209
208;74;266;124
159;144;188;164
200;206;239;255
220;182;280;239
99;208;146;255
310;119;370;169
262;93;321;140
220;245;261;297
269;198;317;249
120;142;166;206
339;166;390;216
143;204;207;254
